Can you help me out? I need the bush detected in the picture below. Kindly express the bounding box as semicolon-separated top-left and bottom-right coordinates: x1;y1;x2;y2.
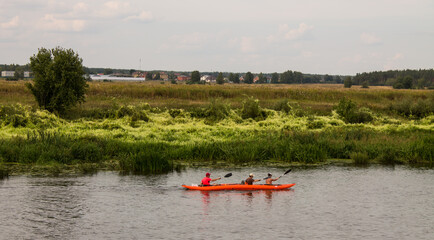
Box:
389;97;434;119
335;98;373;123
203;98;231;122
240;96;267;120
169;109;183;118
274;99;292;113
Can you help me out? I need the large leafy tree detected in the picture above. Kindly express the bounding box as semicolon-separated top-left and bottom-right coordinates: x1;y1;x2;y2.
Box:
229;73;240;83
344;76;352;88
256;72;267;84
271;72;279;83
26;47;88;113
244;72;253;84
191;70;200;83
216;72;224;85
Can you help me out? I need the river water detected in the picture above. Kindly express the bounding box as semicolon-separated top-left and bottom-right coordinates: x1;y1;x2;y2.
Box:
1;166;433;240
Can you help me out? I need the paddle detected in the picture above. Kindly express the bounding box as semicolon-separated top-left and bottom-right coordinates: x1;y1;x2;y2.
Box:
214;172;232;181
263;169;291;180
223;173;232;178
205;173;231;186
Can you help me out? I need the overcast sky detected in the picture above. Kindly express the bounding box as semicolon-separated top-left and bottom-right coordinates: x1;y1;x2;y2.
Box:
1;0;433;75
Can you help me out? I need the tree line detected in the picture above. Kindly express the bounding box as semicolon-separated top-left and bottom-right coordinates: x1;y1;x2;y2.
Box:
352;69;434;89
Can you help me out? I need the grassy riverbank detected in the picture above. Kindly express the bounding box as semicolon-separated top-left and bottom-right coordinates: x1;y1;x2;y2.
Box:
0;80;433;176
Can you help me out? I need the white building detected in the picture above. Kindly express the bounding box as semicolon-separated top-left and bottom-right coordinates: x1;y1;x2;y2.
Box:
24;71;30;78
1;71;14;77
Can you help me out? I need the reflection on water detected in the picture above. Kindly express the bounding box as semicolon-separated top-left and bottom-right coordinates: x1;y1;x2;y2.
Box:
1;166;433;240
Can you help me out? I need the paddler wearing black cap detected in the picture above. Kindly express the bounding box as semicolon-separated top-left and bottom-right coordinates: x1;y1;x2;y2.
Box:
201;172;221;186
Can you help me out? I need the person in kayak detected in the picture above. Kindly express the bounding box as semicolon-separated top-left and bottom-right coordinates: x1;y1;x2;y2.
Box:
245;173;261;185
265;173;280;185
201;172;221;186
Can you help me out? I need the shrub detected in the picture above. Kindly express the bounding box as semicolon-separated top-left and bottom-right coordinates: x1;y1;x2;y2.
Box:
335;98;373;123
240;96;267;120
306;117;326;129
274;99;292;113
203;98;231;122
169;109;183;118
389;97;433;119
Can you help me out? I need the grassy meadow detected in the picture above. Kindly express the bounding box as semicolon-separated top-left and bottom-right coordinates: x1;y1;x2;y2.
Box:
0;80;433;176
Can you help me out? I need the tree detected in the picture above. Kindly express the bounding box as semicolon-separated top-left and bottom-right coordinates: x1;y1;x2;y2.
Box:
14;67;24;79
216;72;224;85
145;72;153;80
104;68;113;75
393;76;413;89
26;47;88;113
271;72;279;83
344;76;352;88
280;70;294;83
244;72;253;84
229;73;240;83
257;72;266;84
294;71;303;84
191;70;200;83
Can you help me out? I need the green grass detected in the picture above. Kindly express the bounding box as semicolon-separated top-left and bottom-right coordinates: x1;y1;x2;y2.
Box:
0;81;433;175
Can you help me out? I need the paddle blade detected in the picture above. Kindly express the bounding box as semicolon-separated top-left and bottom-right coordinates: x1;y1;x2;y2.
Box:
224;173;232;178
283;169;292;175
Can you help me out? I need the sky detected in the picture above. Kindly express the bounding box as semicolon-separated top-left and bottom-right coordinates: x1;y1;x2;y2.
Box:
1;0;433;75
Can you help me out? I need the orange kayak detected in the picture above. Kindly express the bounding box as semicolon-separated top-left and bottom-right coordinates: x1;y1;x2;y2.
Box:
182;183;295;191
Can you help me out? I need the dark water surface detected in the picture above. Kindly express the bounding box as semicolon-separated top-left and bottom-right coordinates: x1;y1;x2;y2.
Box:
1;166;433;240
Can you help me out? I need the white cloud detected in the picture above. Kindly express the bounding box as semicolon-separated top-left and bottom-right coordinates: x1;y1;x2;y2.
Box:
39;14;86;32
96;1;132;18
1;16;20;29
360;33;382;45
124;11;154;22
72;2;89;14
284;23;314;40
268;23;314;42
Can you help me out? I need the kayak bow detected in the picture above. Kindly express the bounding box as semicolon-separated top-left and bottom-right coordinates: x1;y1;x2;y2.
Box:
182;183;295;191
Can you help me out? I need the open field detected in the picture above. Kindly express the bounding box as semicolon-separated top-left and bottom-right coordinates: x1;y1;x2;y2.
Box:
1;80;432;115
1;80;433;176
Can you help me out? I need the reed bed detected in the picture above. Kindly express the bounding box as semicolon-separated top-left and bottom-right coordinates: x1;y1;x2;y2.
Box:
2;80;432;116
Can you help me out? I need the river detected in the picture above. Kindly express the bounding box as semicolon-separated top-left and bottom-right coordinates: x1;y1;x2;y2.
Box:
1;166;433;240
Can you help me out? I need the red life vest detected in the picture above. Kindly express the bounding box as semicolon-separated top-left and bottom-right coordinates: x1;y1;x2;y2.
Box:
202;177;211;186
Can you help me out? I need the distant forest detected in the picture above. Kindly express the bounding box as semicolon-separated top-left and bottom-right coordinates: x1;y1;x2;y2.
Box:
353;69;434;89
1;63;433;88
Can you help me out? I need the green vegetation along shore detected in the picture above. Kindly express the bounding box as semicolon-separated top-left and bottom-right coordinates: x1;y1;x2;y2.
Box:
1;80;433;177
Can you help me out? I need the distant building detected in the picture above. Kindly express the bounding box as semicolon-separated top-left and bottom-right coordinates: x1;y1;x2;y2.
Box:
24;71;31;78
160;73;169;80
177;75;189;81
201;75;211;82
1;71;14;77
